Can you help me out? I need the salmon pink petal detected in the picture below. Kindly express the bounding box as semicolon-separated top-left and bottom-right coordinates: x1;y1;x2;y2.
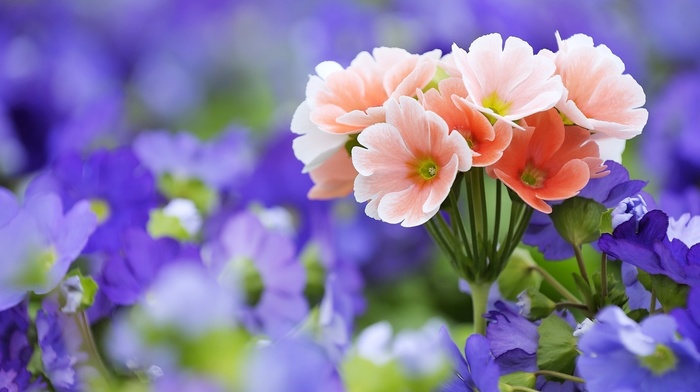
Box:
525;109;565;166
353;123;414;176
493;168;552;214
307;148;357;200
423;155;460;213
535;160;591;200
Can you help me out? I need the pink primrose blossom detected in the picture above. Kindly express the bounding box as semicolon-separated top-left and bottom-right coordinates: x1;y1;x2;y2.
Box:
452;33;564;129
487;108;606;214
540;32;648;140
419;77;513;167
352;96;472;227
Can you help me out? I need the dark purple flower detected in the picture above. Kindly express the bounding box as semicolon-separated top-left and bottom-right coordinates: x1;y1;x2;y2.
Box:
0;362;37;392
204;211;308;338
98;229;182;306
439;328;500;392
599;210;700;286
524;161;647;260
36;300;88;392
672;286;700;351
27;147;159;253
0;301;32;368
0;190;96;311
578;306;700;392
484;301;539;374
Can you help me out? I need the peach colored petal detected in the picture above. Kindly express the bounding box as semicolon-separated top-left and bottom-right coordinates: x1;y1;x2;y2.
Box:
535;160;591;200
492;168;552;213
452;35;563;128
308;148;357;200
525;109;565;167
291;101;349;172
545;32;647;139
353;96;472;226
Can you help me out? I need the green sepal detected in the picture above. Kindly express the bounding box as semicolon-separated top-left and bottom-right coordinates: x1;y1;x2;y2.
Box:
66;269;99;311
591;271;628;310
300;243;327;308
550;197;607;247
147;209;191;241
650;274;690;312
499;371;537;391
157;173;218;213
497;248;543;301
600;208;614;235
537;314;578;376
520;288;556;320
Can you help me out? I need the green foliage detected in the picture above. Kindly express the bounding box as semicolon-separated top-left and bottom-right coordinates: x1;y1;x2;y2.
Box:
521;288;556;320
550;197;607;247
497;248;543;301
650;274;690;312
158;174;218;213
147;209;192;241
499;372;537;391
343;355;450;392
537;314;578;376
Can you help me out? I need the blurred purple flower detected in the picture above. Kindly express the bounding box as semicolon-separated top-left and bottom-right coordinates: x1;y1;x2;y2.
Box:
27;147;159;253
0;301;32;370
204;211;308;338
578;306;700;391
133;129;255;191
244;336;343;392
439;328;500;392
524;160;647;260
0;189;96;311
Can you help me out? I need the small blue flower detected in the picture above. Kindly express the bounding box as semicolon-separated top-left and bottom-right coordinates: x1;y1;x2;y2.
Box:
484;301;539;374
578;306;700;392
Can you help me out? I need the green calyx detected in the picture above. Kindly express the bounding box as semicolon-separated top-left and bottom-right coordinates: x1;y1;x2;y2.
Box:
221;257;264;307
89;199;111;224
417;159;439;180
639;344;678;375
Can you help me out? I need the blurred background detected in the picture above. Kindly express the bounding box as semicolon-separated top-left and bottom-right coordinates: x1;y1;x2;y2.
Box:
2;0;700;331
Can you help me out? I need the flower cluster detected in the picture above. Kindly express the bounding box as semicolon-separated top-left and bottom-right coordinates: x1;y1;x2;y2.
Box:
293;32;647;225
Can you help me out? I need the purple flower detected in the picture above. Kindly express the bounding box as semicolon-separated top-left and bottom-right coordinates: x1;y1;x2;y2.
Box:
672;286;700;351
36;300;89;392
524;161;647;260
204;211;308;338
0;363;37;392
98;229;183;306
599;210;700;286
133;129;254;191
484;301;539;374
27;147;159;253
439;328;500;392
0;189;96;311
243;337;343;392
578;306;700;392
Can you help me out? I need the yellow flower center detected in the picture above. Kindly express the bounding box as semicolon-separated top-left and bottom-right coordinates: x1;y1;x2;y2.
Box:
417;159;439;180
520;164;546;188
482;92;512;118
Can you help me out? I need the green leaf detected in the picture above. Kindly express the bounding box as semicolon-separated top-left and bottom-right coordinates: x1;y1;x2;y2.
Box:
650;274;690;312
537;314;578;375
600;208;614;235
572;273;595;312
497;248;543;301
627;308;650;323
499;371;537;390
157;174;218;213
550;197;607;247
147;209;191;241
520;288;556;320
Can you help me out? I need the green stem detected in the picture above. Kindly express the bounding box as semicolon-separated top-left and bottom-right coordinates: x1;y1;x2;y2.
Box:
650;288;657;314
555;301;591;312
491;180;503;263
572;245;589;285
531;265;582;304
534;370;585;384
73;311;112;383
600;252;608;299
469;281;492;335
449;191;473;262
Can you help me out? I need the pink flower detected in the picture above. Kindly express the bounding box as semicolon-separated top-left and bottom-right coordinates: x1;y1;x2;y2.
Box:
292;48;442;199
419;77;513;166
452;33;564;129
487;108;605;214
540;32;648;140
352;97;472;227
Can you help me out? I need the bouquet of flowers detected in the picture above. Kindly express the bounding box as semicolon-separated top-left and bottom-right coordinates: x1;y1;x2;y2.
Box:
2;17;700;391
